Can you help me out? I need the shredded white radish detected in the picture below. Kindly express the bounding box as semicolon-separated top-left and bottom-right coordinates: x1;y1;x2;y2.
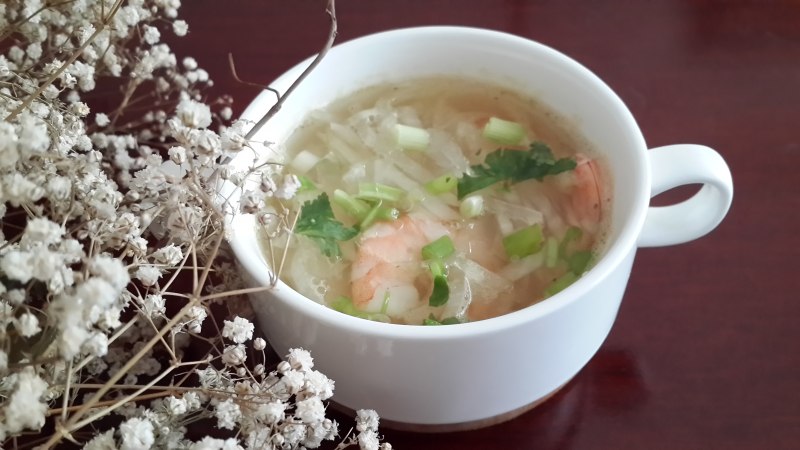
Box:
453;257;512;304
498;252;545;282
325;132;365;165
428;129;471;174
441;268;472;321
290;150;320;173
486;197;544;226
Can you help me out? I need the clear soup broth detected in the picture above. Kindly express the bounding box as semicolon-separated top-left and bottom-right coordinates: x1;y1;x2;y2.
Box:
259;76;611;325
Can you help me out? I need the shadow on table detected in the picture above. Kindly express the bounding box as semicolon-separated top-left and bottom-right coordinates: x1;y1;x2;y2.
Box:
353;346;650;450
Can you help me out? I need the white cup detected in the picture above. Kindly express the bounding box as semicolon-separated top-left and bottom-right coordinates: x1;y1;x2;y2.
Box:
226;27;733;429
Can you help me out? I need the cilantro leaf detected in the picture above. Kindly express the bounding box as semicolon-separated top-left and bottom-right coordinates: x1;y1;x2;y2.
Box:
457;142;577;199
295;193;358;258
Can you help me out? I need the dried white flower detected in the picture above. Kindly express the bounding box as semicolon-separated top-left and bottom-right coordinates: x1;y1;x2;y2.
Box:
287;348;314;371
182;57;198;70
0;2;390;447
183;305;208;333
168;145;187;164
165;396;187;416
222;316;254;344
173;20;189;36
119;417;155;450
176;97;211;129
358;429;381;450
134;265;162;287
214;398;241;430
3;368;48;437
295;396;325;423
253;364;265;376
356;409;380;433
152;244;184;265
82;332;109;357
139;294;166;318
275;173;301;199
143;25;161;45
95;113;110;127
82;429;117;450
15;313;41;337
253;337;267;351
189;437;244;450
221;344;247;366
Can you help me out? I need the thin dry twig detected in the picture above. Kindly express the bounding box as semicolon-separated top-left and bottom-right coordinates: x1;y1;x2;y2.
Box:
243;0;338;141
228;53;281;99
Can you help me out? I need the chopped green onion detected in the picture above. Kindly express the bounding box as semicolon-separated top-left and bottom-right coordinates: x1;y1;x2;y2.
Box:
428;259;446;277
422;236;456;261
440;317;462;325
331;296;360;316
360;203;400;229
425;174;457;194
423;235;453;307
559;226;583;256
422;316;462;326
297;175;317;192
331;296;391;322
502;224;543;259
357;182;405;202
544;272;579;298
429;274;449;307
396;124;430;151
426;259;449;307
568;250;593;275
544;237;559;268
482;117;526;145
380;291;391;314
332;189;370;220
459;195;485;218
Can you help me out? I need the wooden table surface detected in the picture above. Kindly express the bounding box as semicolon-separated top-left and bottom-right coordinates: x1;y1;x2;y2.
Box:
174;1;799;448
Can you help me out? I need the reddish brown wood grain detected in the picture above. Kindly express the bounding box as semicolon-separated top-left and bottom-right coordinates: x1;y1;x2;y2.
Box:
172;1;800;448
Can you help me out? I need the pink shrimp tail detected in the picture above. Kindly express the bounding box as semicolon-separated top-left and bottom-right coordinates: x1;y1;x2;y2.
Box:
571;155;603;227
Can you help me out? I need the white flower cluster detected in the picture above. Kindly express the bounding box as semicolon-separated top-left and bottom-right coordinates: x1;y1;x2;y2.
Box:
80;347;386;449
0;0;389;448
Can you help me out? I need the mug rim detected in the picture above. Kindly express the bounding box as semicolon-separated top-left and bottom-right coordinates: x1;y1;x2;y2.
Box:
230;26;650;340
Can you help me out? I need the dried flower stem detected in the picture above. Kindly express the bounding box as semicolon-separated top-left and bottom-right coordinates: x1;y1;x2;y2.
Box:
40;295;203;448
243;0;338;140
5;0;125;121
71;359;206;431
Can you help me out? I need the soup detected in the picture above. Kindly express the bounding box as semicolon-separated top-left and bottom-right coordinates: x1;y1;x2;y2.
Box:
259;76;611;325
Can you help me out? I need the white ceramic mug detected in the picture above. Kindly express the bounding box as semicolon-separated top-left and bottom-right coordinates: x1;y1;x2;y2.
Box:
226;27;733;429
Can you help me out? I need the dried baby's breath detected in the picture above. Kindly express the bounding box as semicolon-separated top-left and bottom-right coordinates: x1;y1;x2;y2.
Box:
0;0;387;448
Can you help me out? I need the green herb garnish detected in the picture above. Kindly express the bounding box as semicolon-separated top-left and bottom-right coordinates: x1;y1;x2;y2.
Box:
457;142;576;199
421;235;456;261
295;193;358;258
567;250;593;275
544;271;579;298
331;296;390;322
428;273;450;307
422;315;463;326
482;117;526;145
297;175;317;192
502;224;544;260
427;259;450;307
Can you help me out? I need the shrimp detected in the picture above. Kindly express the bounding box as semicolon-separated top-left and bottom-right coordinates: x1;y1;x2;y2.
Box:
567;154;604;231
350;215;450;314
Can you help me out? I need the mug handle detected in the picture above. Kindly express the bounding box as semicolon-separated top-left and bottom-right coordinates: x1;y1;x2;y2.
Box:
638;144;733;248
